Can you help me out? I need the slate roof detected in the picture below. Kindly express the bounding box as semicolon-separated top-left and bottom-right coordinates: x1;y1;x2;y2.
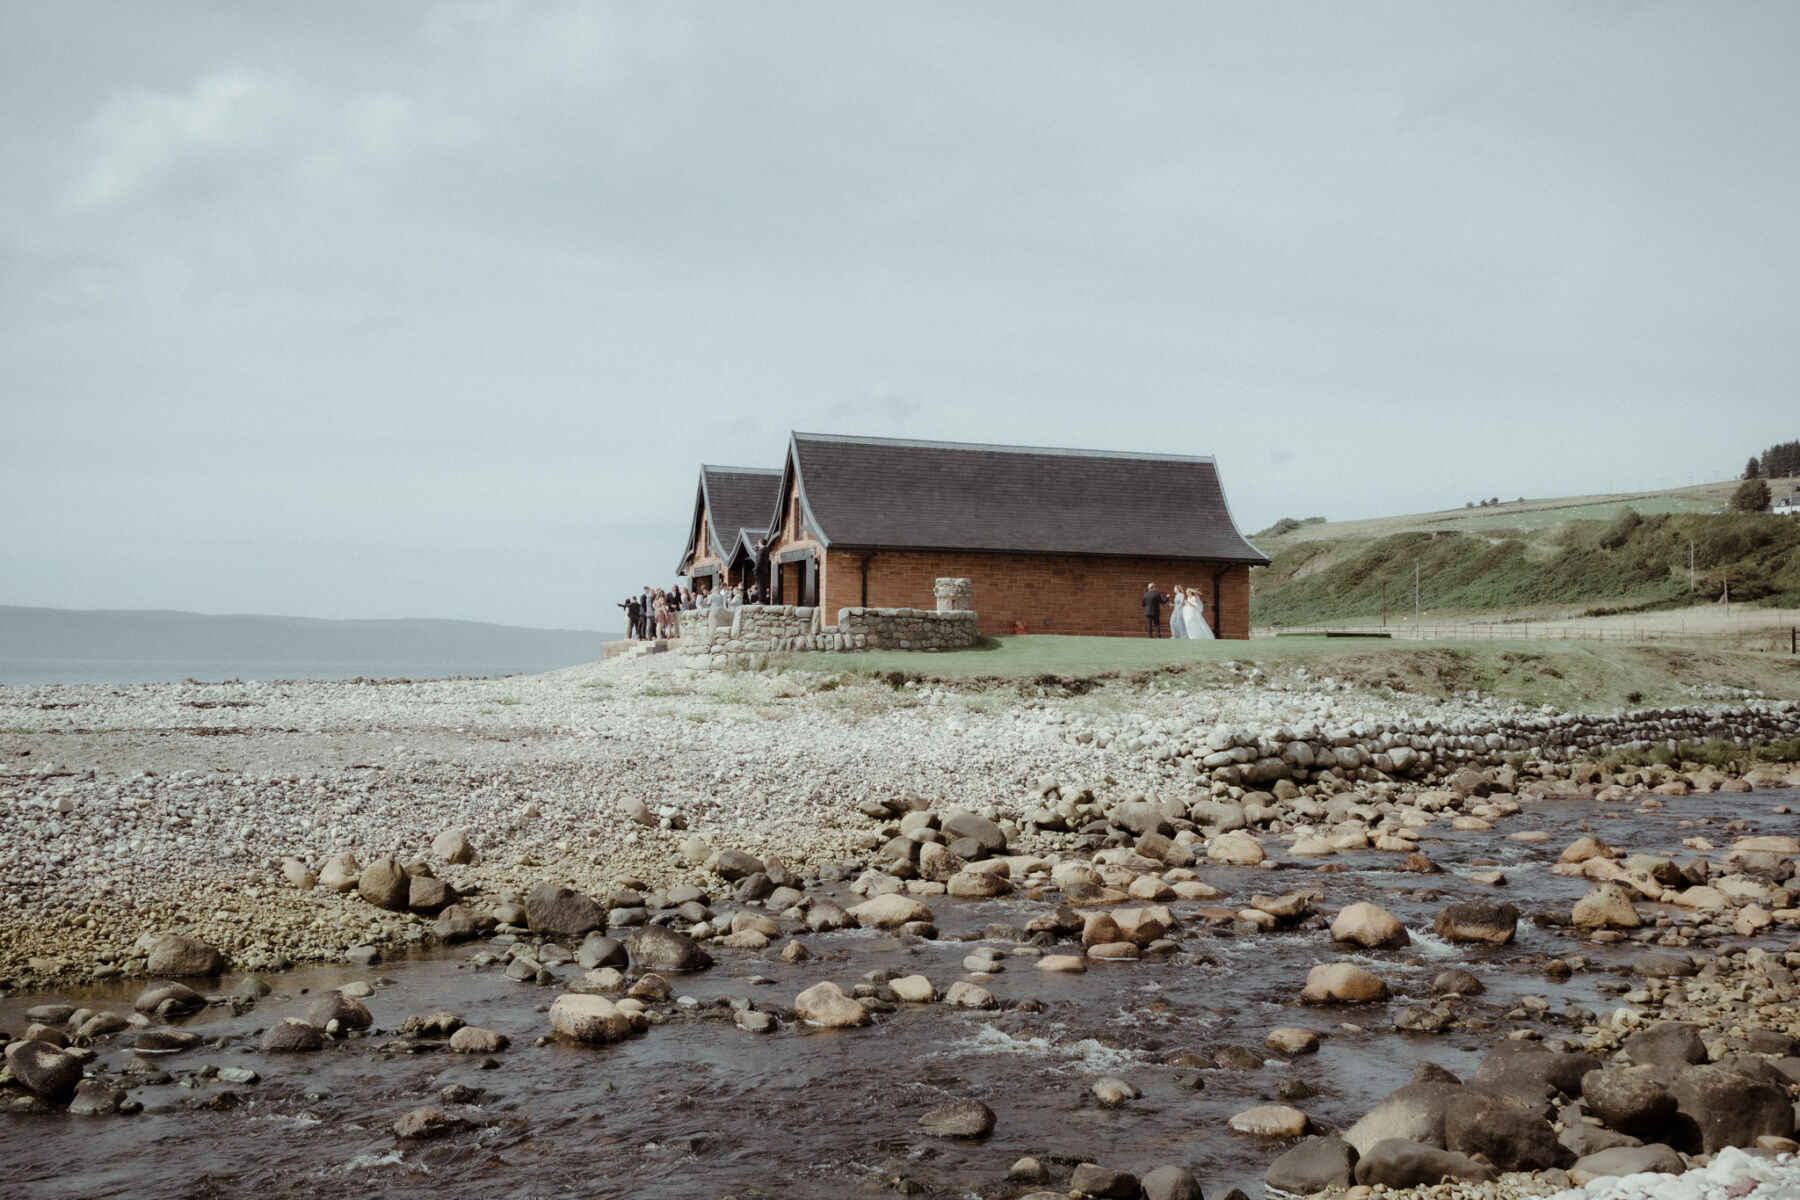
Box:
781;433;1268;564
679;466;782;572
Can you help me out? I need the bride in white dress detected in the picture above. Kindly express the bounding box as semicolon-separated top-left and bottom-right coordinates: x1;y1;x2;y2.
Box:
1181;587;1213;639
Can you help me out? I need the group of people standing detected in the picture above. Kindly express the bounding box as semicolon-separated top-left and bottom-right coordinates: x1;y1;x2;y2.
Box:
1139;582;1215;639
617;579;768;641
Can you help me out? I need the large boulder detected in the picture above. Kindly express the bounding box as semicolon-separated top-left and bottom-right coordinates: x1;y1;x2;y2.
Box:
706;849;766;881
1208;830;1265;865
1266;1137;1358;1194
1331;902;1410;949
433;904;490;944
1667;1063;1795;1154
549;993;633;1043
144;933;224;976
577;933;629;970
408;875;458;915
525;884;607;938
1581;1068;1678;1139
263;1018;325;1052
1572;883;1642;929
4;1039;82;1103
1623;1021;1708;1068
1301;962;1389;1004
1353;1139;1495;1188
1141;1166;1203;1200
849;893;933;929
357;856;411;911
134;980;204;1015
1432;901;1518;944
1469;1042;1599;1108
793;981;870;1027
1442;1090;1566;1171
1342;1082;1461;1154
318;852;361;892
431;828;478;864
1069;1165;1143;1199
625;925;712;972
1570;1144;1684;1185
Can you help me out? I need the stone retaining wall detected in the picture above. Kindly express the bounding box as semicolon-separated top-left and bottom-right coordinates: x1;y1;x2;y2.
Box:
1071;702;1800;786
677;603;979;671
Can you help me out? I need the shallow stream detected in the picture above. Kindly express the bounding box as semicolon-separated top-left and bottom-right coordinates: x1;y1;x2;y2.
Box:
4;788;1795;1200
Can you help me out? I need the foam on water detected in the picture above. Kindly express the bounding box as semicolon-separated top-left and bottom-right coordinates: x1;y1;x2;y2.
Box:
937;1022;1147;1072
335;1150;423;1175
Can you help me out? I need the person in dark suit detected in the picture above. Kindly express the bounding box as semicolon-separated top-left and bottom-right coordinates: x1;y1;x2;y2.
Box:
1141;582;1167;638
619;596;642;640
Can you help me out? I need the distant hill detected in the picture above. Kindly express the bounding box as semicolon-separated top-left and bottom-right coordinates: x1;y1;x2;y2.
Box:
1249;480;1800;627
0;607;615;679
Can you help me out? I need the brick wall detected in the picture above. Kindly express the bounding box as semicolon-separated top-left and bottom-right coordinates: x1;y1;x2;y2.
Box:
821;550;1252;639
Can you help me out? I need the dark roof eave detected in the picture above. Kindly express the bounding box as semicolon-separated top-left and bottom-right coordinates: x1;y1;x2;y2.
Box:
823;542;1269;566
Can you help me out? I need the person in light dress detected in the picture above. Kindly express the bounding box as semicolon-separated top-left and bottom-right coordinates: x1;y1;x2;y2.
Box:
1170;587;1189;639
1181;587;1214;639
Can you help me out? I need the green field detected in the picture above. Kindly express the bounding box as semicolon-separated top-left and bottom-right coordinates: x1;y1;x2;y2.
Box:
784;634;1800;710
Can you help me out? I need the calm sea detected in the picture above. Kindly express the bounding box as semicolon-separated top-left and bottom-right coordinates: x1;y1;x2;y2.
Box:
0;660;575;686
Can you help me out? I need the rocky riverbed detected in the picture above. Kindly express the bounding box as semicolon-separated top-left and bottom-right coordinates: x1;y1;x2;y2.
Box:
6;655;1800;1199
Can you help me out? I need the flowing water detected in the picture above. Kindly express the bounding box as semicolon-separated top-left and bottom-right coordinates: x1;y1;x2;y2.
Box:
3;789;1795;1200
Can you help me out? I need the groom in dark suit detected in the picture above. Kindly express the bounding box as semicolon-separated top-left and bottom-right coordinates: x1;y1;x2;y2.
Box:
1140;582;1166;638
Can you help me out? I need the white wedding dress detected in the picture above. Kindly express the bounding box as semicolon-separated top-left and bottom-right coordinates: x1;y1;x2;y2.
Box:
1182;597;1213;639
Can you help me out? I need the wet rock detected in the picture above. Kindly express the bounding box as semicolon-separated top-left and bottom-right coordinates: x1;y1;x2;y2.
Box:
1470;1043;1599;1106
1208;831;1265;865
262;1018;324;1052
550;993;633;1043
1399;852;1442;874
1093;1077;1139;1107
889;975;936;1003
525;884;607;938
134;980;204;1015
393;1105;470;1139
1580;1068;1677;1139
1394;1006;1453;1034
357;856;411;912
433;904;491;943
1343;1081;1461;1154
1353;1138;1495;1188
940;809;1007;854
1430;969;1484;996
77;1012;128;1038
305;990;372;1034
947;869;1011;899
1667;1062;1795;1153
1008;1157;1050;1183
449;1026;509;1054
849;893;932;928
3;1039;82;1103
1301;963;1389;1004
1572;884;1641;930
734;1010;776;1033
1569;1143;1684;1185
1141;1165;1203;1200
401;1011;465;1037
917;1098;995;1138
1330;902;1409;949
1443;1090;1566;1171
1432;901;1518;944
133;1028;200;1053
1266;1137;1359;1194
431;828;478;864
805;898;855;932
144;934;224;976
1069;1163;1142;1198
1229;1104;1309;1137
576;933;628;970
945;981;996;1009
67;1078;124;1115
1267;1027;1321;1055
1036;954;1087;974
793;981;870;1027
1623;1021;1708;1068
625;924;712;972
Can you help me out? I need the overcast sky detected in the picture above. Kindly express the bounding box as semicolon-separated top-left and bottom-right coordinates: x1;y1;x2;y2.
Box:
4;2;1796;630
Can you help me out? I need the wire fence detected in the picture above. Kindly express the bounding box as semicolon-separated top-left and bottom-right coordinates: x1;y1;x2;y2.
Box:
1255;620;1800;653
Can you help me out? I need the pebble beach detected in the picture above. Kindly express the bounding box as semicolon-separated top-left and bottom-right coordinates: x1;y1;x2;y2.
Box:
6;650;1800;1200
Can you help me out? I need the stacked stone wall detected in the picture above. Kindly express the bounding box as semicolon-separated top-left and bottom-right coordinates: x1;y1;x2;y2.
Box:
676;602;978;671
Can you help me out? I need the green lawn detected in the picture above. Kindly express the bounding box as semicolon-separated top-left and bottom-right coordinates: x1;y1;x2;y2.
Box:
782;634;1800;709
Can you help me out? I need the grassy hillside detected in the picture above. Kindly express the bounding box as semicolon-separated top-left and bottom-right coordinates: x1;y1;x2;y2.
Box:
1250;510;1800;627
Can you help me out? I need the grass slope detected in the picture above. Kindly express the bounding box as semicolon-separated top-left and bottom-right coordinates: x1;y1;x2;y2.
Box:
1250;511;1800;627
784;634;1800;710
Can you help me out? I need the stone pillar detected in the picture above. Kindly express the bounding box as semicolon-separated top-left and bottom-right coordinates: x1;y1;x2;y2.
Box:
934;577;973;612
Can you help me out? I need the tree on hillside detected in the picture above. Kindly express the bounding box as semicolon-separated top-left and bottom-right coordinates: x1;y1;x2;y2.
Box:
1745;456;1763;480
1753;439;1800;479
1730;478;1771;512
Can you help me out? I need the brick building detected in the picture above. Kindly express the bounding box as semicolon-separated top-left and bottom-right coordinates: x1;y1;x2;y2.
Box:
676;465;782;591
681;433;1267;639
